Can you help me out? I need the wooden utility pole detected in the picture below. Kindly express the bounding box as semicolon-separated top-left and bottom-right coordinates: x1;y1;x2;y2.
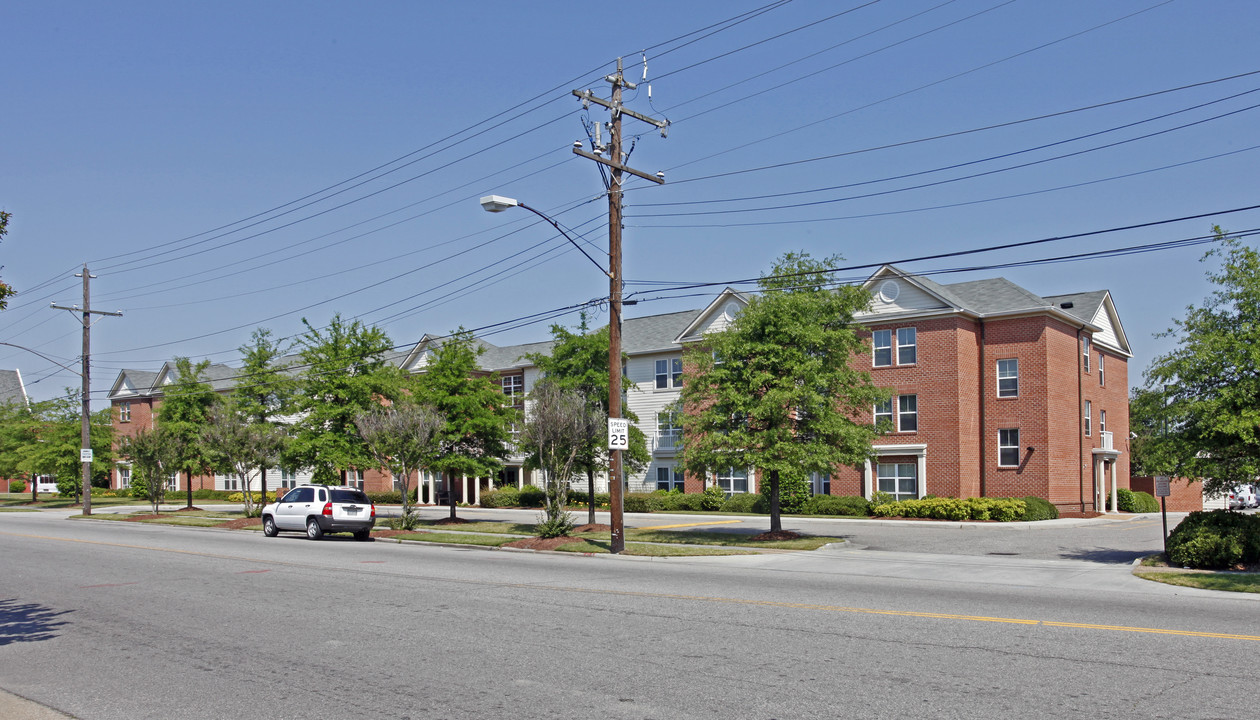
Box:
52;266;122;516
572;58;666;553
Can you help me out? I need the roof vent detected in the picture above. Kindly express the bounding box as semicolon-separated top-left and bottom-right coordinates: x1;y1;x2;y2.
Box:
1059;301;1074;309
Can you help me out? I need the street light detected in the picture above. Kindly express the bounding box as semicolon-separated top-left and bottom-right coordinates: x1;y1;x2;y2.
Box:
480;195;626;553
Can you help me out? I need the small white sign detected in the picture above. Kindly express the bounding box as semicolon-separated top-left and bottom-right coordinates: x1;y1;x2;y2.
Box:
80;448;94;463
608;418;630;450
1154;475;1171;498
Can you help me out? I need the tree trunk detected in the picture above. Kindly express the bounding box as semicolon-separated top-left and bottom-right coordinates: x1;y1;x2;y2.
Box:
769;468;782;532
587;467;596;526
260;467;268;506
185;470;193;509
447;472;458;520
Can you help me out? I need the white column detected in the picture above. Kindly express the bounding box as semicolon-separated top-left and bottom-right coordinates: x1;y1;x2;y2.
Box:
1109;461;1118;513
917;453;927;498
461;474;469;504
473;476;481;506
862;459;874;499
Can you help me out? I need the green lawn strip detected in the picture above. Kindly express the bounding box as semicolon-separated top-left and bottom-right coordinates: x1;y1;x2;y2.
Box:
1133;570;1260;593
1;496;142;509
411;520;538;535
70;511;244;527
577;528;842;551
382;530;519;547
552;539;753;556
0;507;39;512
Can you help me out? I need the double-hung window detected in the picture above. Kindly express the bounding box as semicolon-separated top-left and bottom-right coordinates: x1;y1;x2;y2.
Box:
872;330;892;367
1100;409;1107;434
1098;354;1105;386
896;328;917;365
118;401;131;423
997;359;1019;398
656;466;684;492
810;471;830;496
1083;336;1091;372
876;463;917;501
998;429;1020;467
117;465;131;490
874;398;893;428
715;468;749;495
1084;400;1092;436
897;395;918;432
346;469;364;490
655;358;683;389
279;468;297;490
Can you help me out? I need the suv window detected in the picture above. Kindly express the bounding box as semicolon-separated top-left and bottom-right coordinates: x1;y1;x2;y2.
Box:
331;489;370;504
286;487;314;503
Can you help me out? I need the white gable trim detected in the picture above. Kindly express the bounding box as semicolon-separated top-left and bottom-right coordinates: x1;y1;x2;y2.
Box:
675;288;750;343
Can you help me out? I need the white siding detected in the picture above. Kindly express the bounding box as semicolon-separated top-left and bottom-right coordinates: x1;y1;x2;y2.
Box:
625;352;685;492
860;277;949;317
1090;304;1121;352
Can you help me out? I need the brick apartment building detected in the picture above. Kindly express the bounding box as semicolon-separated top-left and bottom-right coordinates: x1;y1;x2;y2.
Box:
108;265;1130;513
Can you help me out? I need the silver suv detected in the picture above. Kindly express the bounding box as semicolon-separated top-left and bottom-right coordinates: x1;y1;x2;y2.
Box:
261;485;376;541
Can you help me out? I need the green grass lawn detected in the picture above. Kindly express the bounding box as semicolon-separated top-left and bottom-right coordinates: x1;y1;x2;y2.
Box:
1134;554;1260;593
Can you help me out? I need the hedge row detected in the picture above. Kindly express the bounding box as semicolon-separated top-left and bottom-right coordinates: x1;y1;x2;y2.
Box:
480;487;1054;522
870;497;1027;522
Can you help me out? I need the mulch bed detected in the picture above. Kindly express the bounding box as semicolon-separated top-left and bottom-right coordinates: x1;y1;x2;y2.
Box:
502;536;583;551
174;506;205;512
573;523;612;533
123;513;163;522
218;517;261;530
749;530;803;541
432;516;472;525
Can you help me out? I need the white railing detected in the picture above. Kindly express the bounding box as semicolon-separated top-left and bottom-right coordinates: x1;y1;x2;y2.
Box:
656;431;683;451
1100;430;1113;450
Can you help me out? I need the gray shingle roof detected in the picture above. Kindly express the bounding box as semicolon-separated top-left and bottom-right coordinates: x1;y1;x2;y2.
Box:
0;369;26;406
942;277;1054;315
1043;290;1108;325
623;309;704;353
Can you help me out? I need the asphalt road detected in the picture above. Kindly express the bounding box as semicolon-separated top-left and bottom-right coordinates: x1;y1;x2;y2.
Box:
2;509;1257;719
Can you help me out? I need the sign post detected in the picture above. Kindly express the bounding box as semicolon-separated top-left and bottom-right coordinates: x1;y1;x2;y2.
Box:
1154;475;1171;558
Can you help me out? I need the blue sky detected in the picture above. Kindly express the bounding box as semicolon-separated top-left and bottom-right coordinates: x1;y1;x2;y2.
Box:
2;0;1257;405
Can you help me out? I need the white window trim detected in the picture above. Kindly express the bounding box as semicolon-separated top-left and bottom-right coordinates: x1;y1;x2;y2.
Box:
872;329;892;367
654;357;683;390
997;358;1018;398
876;461;919;502
1084;400;1092;437
998;428;1021;468
896;327;917;365
874;398;893;427
1098;354;1105;386
1083;336;1091;372
863;444;927;500
897;394;918;433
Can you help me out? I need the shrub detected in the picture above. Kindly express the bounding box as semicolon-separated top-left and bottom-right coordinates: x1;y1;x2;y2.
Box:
720;493;764;514
700;485;726;510
1131;491;1160;513
517;485;546;508
760;470;810;514
671;493;708;512
1019;496;1059;522
803;495;870;517
870;497;1027;522
623;493;662;513
365;491;404;505
481;488;520;508
1167;509;1260;569
8;480;25;493
535;512;575;538
227;490;279;504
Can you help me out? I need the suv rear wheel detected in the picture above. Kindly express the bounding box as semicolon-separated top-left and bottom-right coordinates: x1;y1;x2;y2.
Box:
353;529;371;542
306;518;323;540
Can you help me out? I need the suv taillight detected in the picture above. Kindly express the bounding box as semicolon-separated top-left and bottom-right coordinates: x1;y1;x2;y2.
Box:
322;502;333;516
370;504;376;519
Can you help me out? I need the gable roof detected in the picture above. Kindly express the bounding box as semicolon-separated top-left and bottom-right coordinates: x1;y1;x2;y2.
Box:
0;369;27;406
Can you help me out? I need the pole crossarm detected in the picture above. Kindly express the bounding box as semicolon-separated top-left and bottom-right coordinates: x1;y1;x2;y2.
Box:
571;148;665;185
572;89;669;129
50;303;123;317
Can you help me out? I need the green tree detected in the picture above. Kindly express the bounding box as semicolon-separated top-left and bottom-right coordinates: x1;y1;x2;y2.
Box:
17;391;115;500
1127;385;1189;477
521;380;604;538
354;399;444;526
202;399;289;516
678;252;886;532
123;426;184;513
0;210;16;309
1145;227;1260;497
289;315;405;484
412;330;515;520
233;328;296;500
0;400;37;491
526;314;649;525
157;358;219;508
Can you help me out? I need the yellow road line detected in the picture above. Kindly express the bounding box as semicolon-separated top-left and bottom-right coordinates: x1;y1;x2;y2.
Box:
637;519;743;530
8;528;1258;643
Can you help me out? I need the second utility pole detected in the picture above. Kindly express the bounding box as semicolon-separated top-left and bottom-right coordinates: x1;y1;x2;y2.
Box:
572;57;666;553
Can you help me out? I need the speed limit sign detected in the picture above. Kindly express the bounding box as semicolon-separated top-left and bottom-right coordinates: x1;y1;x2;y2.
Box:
608;418;629;450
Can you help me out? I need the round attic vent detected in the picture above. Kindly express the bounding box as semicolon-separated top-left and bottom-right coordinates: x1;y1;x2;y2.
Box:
723;302;740;321
878;280;900;303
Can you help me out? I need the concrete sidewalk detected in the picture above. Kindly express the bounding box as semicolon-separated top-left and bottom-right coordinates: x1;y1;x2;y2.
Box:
0;689;74;719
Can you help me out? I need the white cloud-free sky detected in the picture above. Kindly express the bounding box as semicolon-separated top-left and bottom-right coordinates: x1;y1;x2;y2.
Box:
2;0;1257;405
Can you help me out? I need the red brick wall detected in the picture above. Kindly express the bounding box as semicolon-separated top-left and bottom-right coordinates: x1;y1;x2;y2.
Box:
1131;476;1201;512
